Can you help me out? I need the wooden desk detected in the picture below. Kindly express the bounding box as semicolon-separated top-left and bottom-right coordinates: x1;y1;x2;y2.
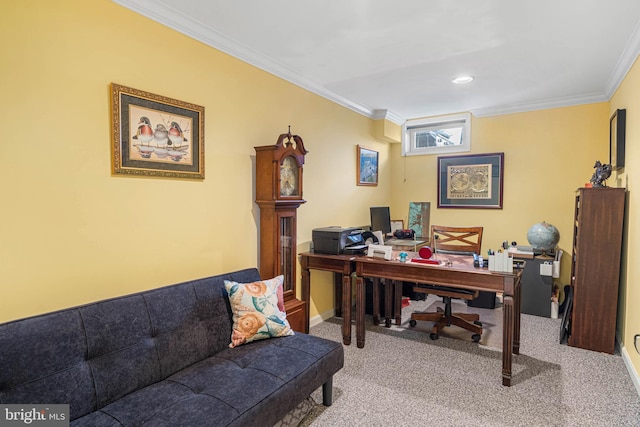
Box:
354;253;522;387
299;241;421;339
299;252;355;345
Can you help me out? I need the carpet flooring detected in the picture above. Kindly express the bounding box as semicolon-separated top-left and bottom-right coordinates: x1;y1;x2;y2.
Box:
300;295;640;426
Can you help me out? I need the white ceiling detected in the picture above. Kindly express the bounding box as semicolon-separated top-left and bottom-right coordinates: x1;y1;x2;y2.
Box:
115;0;640;123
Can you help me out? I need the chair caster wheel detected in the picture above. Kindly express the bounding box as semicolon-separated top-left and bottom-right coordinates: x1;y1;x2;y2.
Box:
474;321;483;327
409;320;417;327
472;334;481;343
430;333;439;340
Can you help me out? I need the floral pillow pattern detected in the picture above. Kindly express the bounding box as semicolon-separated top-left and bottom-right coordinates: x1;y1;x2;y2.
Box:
224;275;294;348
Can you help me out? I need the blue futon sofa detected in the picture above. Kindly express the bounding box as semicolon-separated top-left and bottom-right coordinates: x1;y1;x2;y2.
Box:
0;268;344;426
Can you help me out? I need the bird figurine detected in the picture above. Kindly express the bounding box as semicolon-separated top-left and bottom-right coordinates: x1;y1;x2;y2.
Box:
132;117;154;145
168;121;188;148
153;124;169;148
590;160;612;187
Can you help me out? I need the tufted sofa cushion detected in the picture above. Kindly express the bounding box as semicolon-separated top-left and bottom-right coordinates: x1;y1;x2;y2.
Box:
0;268;344;426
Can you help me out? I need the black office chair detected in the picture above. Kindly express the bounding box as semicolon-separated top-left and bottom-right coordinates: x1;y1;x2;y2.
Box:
409;225;484;342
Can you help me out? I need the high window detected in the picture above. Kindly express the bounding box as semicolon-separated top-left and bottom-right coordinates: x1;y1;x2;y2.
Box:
402;113;471;156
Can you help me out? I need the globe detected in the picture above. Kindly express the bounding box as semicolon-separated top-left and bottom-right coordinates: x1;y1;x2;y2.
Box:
527;221;560;253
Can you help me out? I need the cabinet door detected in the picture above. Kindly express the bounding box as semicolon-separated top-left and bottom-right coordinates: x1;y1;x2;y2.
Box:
277;210;297;301
521;258;553;317
284;298;306;333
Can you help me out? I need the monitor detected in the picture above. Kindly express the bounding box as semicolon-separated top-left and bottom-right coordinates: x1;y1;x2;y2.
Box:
370;206;392;235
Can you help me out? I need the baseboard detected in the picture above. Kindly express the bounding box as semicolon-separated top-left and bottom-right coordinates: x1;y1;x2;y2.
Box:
621;344;640;397
309;309;336;328
616;333;640;397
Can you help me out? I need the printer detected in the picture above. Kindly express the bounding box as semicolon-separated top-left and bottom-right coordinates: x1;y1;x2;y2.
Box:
312;227;368;255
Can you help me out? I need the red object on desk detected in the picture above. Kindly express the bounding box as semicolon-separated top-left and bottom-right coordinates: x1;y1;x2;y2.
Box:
418;246;433;259
411;246;439;264
410;258;440;265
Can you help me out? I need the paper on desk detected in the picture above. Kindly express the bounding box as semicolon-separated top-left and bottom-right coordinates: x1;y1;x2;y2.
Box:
367;244;393;260
507;246;534;259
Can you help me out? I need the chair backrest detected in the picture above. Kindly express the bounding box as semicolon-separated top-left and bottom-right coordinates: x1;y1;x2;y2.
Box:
430;225;483;255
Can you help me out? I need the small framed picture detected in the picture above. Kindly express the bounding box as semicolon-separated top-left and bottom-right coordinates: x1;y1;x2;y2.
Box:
357;145;378;186
610;109;626;170
407;202;430;239
390;220;404;233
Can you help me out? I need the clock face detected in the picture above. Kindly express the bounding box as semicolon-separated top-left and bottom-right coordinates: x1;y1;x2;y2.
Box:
280;156;298;197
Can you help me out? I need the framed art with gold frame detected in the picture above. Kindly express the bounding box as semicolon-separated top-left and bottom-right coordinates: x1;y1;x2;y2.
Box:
111;83;205;180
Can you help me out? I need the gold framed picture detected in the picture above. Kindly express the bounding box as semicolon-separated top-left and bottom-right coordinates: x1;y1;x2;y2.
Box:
111;83;205;180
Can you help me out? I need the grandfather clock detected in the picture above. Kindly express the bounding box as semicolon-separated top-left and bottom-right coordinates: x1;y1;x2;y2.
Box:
254;128;308;332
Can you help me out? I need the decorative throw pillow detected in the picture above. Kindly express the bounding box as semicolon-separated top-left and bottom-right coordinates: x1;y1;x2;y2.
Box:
224;275;294;348
275;278;285;312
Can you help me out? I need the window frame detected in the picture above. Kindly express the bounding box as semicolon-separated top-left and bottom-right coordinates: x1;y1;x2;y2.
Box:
402;113;471;156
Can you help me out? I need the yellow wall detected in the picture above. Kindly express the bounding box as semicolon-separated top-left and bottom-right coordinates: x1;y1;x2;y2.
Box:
611;56;640;377
0;0;390;322
2;0;638;382
391;103;609;286
391;100;639;377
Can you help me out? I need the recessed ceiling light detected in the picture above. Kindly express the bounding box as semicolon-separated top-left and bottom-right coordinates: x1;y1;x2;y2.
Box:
452;75;474;84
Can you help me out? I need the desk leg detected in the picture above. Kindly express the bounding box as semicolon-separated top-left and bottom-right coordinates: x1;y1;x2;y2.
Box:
502;276;515;387
356;275;365;348
384;279;392;327
394;280;403;325
334;272;343;318
514;277;522;355
342;273;352;346
372;277;381;326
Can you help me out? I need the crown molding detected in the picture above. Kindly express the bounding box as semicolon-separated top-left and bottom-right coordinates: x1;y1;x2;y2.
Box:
471;92;608;117
372;109;405;125
477;19;640;118
112;0;385;120
113;0;639;123
605;19;640;98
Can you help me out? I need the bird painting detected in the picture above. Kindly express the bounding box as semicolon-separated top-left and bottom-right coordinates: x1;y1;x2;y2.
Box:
130;113;190;162
168;121;188;148
132;117;154;145
153;124;169;148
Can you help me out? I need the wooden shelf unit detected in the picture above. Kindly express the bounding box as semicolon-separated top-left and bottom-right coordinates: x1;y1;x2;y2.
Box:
568;187;625;354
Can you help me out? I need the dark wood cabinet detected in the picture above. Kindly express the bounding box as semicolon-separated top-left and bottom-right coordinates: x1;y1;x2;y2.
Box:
568;187;625;354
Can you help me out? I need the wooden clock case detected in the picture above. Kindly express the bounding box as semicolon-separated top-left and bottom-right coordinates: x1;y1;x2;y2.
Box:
254;131;309;332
